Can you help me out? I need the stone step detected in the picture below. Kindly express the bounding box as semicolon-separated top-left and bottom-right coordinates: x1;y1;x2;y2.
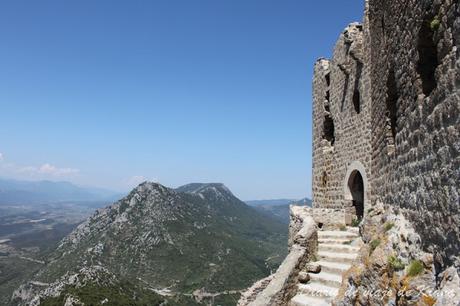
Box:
347;227;360;234
297;281;339;297
318;237;353;244
318;251;358;264
318;243;360;253
309;271;343;287
289;294;331;306
318;231;358;239
315;260;352;274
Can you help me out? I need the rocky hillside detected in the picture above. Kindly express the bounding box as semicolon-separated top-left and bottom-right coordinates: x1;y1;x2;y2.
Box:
12;182;288;305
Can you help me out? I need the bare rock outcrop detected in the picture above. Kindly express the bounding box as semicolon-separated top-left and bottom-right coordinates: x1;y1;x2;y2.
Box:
334;202;460;306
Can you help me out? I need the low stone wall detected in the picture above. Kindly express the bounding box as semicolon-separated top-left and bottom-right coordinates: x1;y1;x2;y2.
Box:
239;206;318;306
292;206;347;230
236;275;273;306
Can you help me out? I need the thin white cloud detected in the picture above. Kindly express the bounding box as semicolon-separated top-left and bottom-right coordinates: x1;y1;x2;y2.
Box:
19;163;80;177
39;163;80;176
0;154;81;182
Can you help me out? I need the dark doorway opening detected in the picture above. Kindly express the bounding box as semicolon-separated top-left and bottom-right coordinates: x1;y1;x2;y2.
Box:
348;171;364;219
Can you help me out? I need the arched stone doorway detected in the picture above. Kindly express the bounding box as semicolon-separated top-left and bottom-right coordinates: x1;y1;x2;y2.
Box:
348;171;364;219
343;161;368;223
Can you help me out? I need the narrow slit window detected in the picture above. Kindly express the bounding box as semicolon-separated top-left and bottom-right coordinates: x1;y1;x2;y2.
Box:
386;69;398;144
323;114;335;145
417;18;438;96
353;61;363;114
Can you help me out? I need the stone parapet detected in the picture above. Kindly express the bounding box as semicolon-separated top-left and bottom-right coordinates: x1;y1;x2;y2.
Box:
239;206;318;306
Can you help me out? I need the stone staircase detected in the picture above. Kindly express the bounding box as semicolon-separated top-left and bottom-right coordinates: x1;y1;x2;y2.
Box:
289;227;361;306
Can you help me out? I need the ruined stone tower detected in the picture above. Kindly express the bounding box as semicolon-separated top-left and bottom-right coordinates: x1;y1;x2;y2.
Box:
313;0;460;268
312;22;372;223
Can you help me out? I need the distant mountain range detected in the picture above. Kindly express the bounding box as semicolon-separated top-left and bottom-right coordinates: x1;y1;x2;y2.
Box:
245;198;295;207
13;182;288;305
0;178;122;204
246;198;312;224
246;198;312;207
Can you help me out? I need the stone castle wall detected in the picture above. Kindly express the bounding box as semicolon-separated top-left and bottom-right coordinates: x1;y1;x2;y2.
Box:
313;0;459;268
367;0;460;268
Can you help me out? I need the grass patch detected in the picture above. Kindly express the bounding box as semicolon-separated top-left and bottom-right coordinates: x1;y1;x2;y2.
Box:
351;219;361;227
430;16;440;31
407;260;424;277
388;255;405;271
342;240;352;245
384;222;395;232
339;225;347;231
369;239;381;255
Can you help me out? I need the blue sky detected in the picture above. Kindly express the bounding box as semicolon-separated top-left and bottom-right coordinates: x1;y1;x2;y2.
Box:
0;0;364;200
